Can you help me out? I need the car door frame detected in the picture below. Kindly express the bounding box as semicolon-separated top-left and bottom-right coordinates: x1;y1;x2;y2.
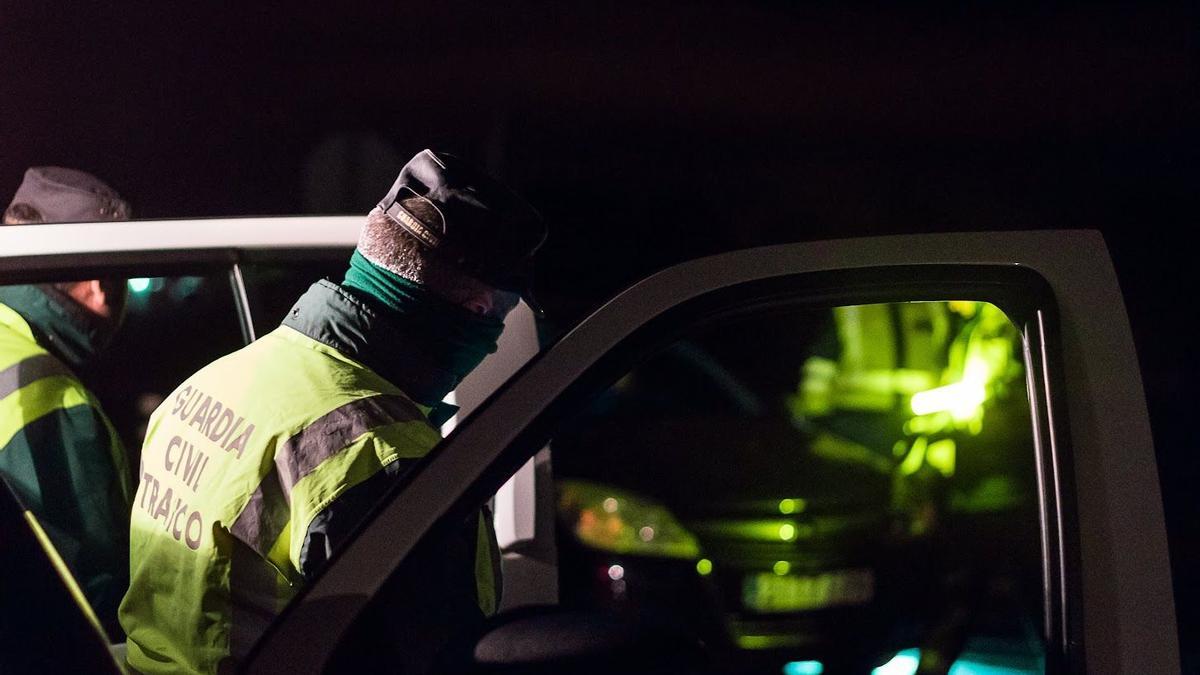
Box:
248;229;1176;674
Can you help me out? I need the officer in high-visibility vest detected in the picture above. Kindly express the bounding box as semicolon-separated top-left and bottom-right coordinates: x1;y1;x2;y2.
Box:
790;303;953;476
120;149;547;674
0;167;133;639
790;301;1029;674
791;302;1022;481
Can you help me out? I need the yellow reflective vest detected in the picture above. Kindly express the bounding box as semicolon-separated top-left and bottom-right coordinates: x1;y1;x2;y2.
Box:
121;319;499;675
0;300;130;637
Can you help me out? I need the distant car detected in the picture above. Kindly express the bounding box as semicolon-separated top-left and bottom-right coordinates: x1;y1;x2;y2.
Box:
0;226;1178;674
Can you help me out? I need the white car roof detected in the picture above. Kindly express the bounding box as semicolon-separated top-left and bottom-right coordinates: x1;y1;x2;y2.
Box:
0;217;361;258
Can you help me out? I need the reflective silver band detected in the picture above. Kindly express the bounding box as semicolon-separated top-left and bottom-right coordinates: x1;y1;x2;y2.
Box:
230;394;425;556
0;353;73;399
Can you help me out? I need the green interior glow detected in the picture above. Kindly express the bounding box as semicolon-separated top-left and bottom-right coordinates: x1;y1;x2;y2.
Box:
910;380;986;419
773;560;791;575
691;519;810;542
778;498;805;514
898;436;927;476
909;314;1014;433
925;438;956;477
696;558;713;576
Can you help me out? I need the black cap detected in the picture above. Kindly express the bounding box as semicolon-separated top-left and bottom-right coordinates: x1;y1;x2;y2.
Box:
376;149;546;296
7;167;130;223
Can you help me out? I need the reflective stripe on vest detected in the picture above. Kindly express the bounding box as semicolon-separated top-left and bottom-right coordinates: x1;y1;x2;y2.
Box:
0;354;88;446
0;304;86;446
0;304;129;498
229;393;424;560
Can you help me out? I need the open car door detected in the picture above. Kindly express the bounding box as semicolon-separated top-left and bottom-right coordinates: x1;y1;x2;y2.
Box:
246;230;1177;674
0;476;124;674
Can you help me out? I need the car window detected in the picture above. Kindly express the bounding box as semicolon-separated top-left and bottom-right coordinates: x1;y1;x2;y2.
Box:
326;298;1043;674
237;254;351;338
546;300;1043;673
0;269;245;644
9;274;247;453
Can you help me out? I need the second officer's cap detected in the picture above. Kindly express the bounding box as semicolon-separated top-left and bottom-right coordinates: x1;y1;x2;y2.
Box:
7;167;130;223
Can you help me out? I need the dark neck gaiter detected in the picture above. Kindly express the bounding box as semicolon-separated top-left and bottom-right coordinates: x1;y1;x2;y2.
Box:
341;250;504;383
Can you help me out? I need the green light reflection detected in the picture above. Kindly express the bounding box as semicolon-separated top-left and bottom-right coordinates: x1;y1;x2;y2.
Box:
779;498;806;514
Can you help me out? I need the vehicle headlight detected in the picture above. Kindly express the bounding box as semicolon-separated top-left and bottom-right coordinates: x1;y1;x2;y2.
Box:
557;479;700;559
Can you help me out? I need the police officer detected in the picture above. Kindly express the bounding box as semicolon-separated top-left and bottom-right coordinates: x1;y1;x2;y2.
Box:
790;302;1026;511
120;149;546;674
790;301;1029;674
0;167;133;639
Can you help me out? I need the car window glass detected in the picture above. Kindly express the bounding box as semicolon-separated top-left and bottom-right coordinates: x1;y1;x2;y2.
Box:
56;275;245;453
547;300;1043;674
237;256;350;338
0;272;244;642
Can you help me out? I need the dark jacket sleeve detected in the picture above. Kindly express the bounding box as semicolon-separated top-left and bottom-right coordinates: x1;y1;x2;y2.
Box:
295;458;413;578
0;403;132;640
296;456;493;673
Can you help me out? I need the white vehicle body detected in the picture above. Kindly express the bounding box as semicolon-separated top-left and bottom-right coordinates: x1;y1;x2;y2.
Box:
0;222;1178;673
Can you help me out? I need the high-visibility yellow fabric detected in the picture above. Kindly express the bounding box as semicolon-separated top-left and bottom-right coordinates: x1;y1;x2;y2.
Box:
121;325;499;675
474;511;500;617
0;303;130;503
0;376;91;446
0;303;82;448
0;301;39;346
0;302;131;634
284;420;432;566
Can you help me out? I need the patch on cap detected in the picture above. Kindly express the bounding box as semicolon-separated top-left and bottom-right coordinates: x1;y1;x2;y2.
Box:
374;149;546;295
384;188;446;249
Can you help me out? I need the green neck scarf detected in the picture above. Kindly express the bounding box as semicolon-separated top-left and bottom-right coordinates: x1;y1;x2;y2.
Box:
342;250;504;382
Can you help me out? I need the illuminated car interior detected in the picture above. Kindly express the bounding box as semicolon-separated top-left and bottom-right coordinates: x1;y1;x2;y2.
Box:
549;301;1042;674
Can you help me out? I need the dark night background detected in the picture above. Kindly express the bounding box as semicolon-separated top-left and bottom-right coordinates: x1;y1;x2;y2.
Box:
2;1;1196;668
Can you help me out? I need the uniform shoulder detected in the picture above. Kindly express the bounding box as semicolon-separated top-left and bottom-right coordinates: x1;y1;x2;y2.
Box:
0;307;52;367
